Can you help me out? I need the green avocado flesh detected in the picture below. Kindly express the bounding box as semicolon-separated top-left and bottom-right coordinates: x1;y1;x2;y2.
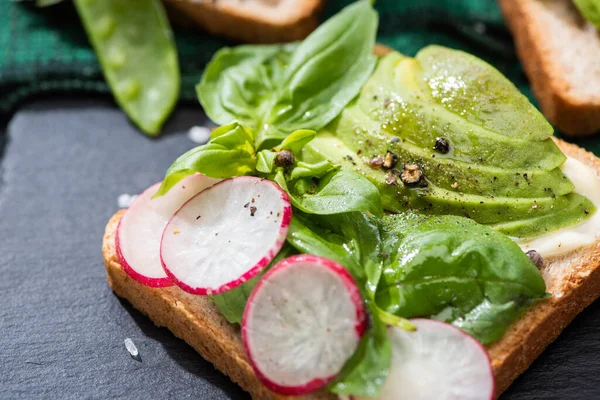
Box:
305;46;595;238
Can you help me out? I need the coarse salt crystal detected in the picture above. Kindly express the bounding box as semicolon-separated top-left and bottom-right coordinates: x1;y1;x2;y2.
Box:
118;194;138;208
124;338;141;361
187;126;211;144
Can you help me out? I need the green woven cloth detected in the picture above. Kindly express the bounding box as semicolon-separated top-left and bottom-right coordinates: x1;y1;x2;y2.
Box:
1;0;598;153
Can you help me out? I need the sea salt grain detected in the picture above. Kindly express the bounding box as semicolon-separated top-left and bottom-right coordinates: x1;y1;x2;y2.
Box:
187;126;211;144
118;194;138;208
124;338;141;361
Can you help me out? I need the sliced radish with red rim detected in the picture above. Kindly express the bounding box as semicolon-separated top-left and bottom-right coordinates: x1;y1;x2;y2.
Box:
355;319;494;400
116;174;219;287
242;254;366;396
161;176;291;295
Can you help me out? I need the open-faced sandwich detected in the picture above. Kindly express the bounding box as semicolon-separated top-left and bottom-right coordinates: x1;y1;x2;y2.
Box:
102;2;600;398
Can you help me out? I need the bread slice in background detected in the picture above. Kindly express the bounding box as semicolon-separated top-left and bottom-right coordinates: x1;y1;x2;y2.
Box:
163;0;322;43
102;138;600;399
499;0;600;136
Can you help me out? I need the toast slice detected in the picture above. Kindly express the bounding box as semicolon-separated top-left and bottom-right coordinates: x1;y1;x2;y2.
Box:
499;0;600;136
163;0;322;43
102;138;600;399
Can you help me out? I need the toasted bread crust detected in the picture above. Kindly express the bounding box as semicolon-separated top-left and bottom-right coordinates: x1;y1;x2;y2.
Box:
103;139;600;399
499;0;600;136
164;0;322;43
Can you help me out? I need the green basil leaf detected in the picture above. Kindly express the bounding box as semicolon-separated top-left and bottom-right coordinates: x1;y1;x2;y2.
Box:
289;160;336;180
286;213;363;280
290;169;383;217
256;150;276;174
210;244;296;324
277;129;316;154
376;213;547;344
197;44;297;129
259;0;377;146
328;304;391;397
155;122;255;197
197;1;377;149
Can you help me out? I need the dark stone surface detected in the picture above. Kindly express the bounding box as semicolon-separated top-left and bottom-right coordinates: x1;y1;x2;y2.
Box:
1;99;600;399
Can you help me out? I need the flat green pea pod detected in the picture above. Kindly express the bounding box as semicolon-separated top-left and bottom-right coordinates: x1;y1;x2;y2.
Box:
74;0;180;135
574;0;600;28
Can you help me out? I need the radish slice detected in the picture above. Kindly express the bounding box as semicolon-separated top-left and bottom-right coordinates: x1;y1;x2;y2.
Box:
161;176;291;295
356;319;494;400
116;174;219;287
242;254;366;395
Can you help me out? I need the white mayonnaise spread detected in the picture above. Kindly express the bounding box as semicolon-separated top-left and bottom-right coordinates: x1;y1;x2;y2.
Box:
516;157;600;258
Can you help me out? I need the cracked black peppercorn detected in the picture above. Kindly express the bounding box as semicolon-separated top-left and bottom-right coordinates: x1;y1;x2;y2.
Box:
400;164;423;185
274;150;295;168
383;151;398;169
433;137;450;154
526;250;544;269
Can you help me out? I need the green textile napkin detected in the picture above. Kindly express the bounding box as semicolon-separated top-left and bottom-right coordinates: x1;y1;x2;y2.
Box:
1;0;598;153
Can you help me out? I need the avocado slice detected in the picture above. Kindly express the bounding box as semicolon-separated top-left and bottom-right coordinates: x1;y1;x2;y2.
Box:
309;47;595;238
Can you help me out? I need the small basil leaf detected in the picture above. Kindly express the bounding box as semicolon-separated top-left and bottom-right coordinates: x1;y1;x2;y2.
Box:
256;150;276;174
289;160;336;180
260;0;378;146
197;44;297;128
291;169;383;216
286;214;363;280
155;122;255;197
277;129;316;154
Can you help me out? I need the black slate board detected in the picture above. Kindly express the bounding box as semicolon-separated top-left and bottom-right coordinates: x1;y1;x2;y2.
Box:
1;99;600;399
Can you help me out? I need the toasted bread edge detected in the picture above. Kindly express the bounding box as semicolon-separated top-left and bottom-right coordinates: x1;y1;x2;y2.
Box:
164;0;322;44
499;0;600;136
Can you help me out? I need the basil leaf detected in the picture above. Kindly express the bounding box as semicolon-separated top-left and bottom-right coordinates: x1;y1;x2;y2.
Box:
289;160;335;180
155;122;256;197
376;213;547;344
259;0;378;146
197;0;377;149
256;150;276;174
328;304;391;397
210;244;296;324
287;213;364;280
289;169;383;217
278;129;316;154
197;44;297;129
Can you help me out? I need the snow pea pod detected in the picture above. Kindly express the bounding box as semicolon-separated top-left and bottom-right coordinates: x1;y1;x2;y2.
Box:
74;0;180;135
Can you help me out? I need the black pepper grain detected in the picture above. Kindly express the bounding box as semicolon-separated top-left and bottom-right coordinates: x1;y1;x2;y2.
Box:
383;151;398;169
250;206;257;217
274;149;295;168
433;137;450;154
526;250;544;269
